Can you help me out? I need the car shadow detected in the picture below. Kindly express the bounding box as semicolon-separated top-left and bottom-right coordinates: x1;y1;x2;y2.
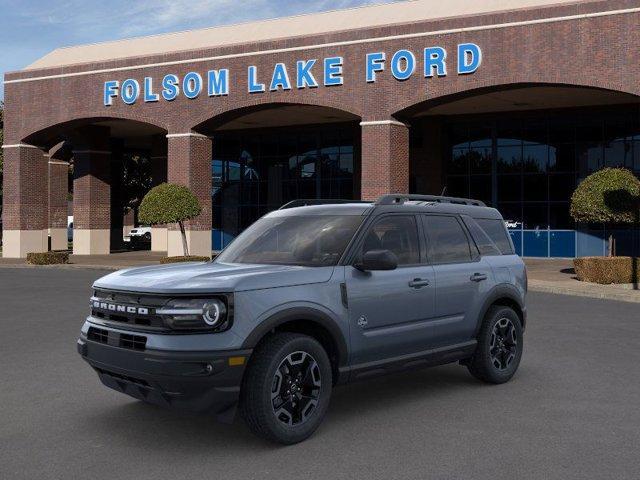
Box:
87;364;482;450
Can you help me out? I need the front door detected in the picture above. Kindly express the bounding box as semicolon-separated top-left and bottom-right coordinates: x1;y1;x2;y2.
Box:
346;215;436;366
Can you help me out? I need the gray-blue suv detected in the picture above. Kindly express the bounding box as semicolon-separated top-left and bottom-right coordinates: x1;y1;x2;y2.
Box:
77;194;527;444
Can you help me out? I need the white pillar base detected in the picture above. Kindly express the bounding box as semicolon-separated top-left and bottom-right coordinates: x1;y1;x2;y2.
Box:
167;230;211;257
2;230;48;258
151;227;168;252
73;229;110;255
49;228;68;251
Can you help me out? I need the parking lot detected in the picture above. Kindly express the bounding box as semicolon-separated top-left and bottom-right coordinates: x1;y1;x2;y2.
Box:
1;268;639;480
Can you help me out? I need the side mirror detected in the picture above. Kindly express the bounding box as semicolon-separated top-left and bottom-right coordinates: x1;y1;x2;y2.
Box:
355;249;398;271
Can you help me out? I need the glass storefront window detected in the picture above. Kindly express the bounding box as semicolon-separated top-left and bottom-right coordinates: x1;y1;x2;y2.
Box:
444;106;640;242
211;124;358;249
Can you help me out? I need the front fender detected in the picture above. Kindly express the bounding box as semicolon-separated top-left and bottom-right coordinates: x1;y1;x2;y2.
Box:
240;303;349;368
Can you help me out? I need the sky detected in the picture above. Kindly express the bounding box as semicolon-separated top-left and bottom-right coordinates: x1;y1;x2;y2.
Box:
0;0;398;100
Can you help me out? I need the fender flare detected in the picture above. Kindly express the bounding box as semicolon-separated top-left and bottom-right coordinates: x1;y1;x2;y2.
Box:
475;284;526;335
241;306;349;367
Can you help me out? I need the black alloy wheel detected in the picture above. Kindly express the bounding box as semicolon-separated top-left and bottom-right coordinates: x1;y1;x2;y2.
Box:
489;317;518;371
271;351;322;426
467;305;523;384
240;333;332;444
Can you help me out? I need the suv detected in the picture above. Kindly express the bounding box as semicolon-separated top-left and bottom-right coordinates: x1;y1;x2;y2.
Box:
77;194;526;444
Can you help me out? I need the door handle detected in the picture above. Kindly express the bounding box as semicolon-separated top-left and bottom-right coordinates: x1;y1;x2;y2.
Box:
409;278;430;288
470;273;488;282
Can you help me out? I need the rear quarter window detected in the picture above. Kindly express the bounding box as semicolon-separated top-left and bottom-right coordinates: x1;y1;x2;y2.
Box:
475;218;514;255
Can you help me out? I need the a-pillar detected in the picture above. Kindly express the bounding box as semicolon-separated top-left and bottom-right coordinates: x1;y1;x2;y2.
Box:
48;143;70;251
72;126;112;255
360;120;410;201
1;143;49;258
166;132;212;257
150;134;168;252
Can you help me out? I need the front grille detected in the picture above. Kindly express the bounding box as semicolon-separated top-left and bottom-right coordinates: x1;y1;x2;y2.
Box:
91;289;168;331
86;326;147;351
119;333;147;351
88;327;108;344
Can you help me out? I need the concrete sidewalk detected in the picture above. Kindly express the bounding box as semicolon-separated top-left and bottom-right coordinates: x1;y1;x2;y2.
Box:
1;251;639;303
525;258;640;303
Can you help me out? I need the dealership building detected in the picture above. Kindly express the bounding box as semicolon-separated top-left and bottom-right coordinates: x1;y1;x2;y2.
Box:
3;0;640;258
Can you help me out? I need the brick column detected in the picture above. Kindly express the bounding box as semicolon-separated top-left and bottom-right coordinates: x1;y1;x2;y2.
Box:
1;143;49;257
360;120;410;201
166;132;212;257
48;144;69;251
72;127;112;255
150;134;168;252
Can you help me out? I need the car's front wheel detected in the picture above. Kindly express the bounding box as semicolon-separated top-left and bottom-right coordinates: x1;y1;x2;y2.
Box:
467;306;523;384
240;333;332;444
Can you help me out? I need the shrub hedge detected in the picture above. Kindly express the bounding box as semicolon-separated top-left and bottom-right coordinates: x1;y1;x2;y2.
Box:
573;256;640;284
159;255;211;264
26;251;69;265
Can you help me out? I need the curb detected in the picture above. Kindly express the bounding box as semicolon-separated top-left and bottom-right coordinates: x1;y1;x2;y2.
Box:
528;280;640;304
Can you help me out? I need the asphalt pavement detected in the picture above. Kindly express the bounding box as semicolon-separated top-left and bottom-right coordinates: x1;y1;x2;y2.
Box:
1;268;639;480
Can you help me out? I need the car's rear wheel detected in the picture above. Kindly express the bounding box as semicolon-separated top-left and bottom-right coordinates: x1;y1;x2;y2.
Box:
240;333;332;444
467;306;523;384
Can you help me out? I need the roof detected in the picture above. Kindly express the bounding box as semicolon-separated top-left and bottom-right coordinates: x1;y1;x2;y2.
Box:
26;0;586;70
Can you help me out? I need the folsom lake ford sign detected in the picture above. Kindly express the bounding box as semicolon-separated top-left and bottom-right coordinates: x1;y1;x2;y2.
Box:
103;43;482;106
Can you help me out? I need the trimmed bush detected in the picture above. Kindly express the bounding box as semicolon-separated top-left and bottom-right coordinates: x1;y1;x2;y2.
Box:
570;168;640;224
27;251;69;265
573;256;640;284
160;255;210;264
139;183;202;256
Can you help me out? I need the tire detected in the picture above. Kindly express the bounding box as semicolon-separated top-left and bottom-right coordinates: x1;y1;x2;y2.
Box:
240;333;332;444
467;306;523;384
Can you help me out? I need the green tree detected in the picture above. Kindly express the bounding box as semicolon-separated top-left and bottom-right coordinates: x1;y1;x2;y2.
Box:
138;183;202;256
570;168;640;256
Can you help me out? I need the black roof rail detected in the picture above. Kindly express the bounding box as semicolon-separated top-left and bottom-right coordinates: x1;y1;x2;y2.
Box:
375;194;486;207
279;199;371;210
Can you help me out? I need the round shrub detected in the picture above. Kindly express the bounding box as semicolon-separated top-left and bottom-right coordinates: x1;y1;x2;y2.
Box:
570;168;640;224
139;183;202;226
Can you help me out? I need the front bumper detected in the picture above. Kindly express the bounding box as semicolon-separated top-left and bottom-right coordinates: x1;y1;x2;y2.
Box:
77;329;251;423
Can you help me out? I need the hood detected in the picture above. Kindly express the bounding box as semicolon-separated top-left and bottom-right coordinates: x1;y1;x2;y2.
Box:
93;261;335;294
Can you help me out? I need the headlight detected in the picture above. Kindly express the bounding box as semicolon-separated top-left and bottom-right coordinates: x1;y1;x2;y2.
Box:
157;298;229;331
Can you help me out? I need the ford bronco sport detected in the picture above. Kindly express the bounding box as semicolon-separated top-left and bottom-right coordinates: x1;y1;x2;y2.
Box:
77;194;527;444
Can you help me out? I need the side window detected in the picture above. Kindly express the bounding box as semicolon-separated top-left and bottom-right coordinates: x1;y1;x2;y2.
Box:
423;215;472;264
476;218;515;255
462;216;501;256
360;215;420;265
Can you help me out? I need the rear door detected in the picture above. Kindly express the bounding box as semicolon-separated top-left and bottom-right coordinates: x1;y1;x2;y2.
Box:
345;214;436;365
422;214;493;346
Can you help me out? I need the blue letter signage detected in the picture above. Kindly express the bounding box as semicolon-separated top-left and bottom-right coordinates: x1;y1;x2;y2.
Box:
103;43;482;106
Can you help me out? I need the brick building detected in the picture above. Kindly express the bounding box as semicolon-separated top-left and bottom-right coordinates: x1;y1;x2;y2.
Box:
3;0;640;258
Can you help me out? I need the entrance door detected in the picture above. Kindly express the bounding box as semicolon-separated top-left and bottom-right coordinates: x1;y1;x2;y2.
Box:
346;215;436;366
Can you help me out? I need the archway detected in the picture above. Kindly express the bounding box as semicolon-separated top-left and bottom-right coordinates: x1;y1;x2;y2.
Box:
21;118;167;255
396;84;640;257
193;103;361;249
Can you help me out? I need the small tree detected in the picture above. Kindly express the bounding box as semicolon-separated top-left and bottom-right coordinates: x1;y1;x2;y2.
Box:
570;168;640;256
139;183;202;256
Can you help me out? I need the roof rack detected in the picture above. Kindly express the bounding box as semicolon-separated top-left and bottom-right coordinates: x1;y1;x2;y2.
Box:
375;194;486;207
279;199;371;210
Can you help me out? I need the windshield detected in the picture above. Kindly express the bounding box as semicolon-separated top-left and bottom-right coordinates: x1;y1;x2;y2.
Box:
215;215;364;266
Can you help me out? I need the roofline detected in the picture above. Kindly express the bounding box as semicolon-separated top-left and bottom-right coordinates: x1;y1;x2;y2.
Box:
5;3;636;84
5;0;614;77
33;0;407;56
